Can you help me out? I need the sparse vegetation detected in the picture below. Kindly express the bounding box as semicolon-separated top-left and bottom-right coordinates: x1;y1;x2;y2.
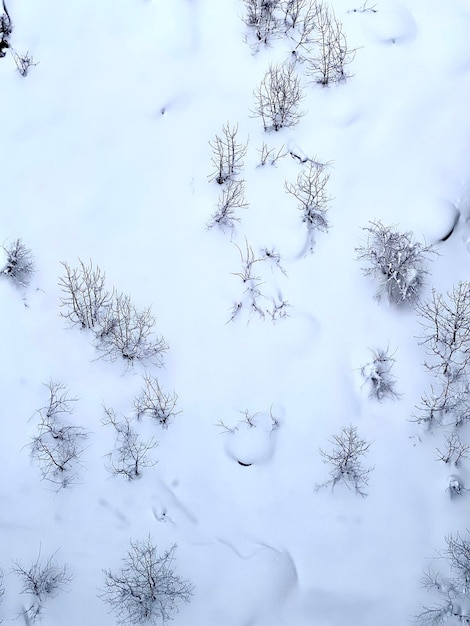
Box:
101;538;193;625
1;239;34;287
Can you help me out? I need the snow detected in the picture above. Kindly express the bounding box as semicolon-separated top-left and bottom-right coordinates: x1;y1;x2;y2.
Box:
1;0;470;623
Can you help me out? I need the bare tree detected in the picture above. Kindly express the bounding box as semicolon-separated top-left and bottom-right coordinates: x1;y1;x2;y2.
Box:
283;0;320;61
253;62;305;132
97;292;168;367
316;425;373;497
356;221;435;307
102;406;158;480
207;179;248;232
416;532;470;624
435;433;470;467
285;162;331;252
306;3;355;85
242;0;282;46
257;142;287;166
360;346;399;401
417;284;470;381
29;382;88;490
1;239;34;287
229;239;290;322
59;259;112;330
101;538;193;625
0;1;12;58
133;375;180;429
12;550;71;622
12;51;38;77
208;122;247;185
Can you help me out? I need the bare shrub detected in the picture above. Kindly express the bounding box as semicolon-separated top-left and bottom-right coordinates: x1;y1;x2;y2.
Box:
316;425;373;497
97;292;168;367
242;0;282;46
102;407;158;480
13;550;71;621
435;433;470;467
133;375;180;428
101;538;193;625
253;62;304;132
29;382;88;490
0;1;12;58
208;122;247;185
360;347;399;401
285;162;331;252
416;532;470;624
229;239;290;322
414;284;470;430
356;221;435;307
257;142;287;166
12;51;38;77
207;179;248;232
283;0;320;61
59;259;112;330
1;238;34;287
306;3;355;85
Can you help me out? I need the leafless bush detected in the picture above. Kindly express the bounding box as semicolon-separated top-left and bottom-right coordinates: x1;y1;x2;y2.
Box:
283;0;320;61
102;407;158;480
101;538;193;625
356;221;435;307
208;122;247;185
416;532;470;624
306;3;354;85
360;347;399;401
316;425;373;497
418;284;470;381
97;292;168;367
229;239;290;322
1;238;34;287
13;550;71;621
242;0;282;46
435;433;470;467
0;1;12;58
253;62;304;132
414;284;470;430
133;375;180;428
59;259;112;330
12;51;38;77
207;179;248;231
257;142;287;166
29;382;88;490
285;162;331;252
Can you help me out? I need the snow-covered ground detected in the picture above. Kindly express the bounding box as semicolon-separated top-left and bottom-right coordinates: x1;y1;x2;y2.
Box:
1;0;470;623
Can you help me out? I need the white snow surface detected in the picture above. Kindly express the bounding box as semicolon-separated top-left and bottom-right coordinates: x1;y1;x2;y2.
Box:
1;0;470;624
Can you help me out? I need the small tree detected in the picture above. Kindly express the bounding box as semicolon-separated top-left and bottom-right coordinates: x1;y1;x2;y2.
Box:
101;538;193;625
307;3;354;85
208;122;247;185
97;291;168;367
0;1;12;58
416;532;470;624
356;220;435;307
285;162;331;252
12;550;71;621
242;0;282;46
1;239;34;287
29;382;88;490
59;259;112;330
253;62;304;132
133;375;180;428
360;347;399;401
102;407;158;480
207;179;248;232
316;425;373;497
